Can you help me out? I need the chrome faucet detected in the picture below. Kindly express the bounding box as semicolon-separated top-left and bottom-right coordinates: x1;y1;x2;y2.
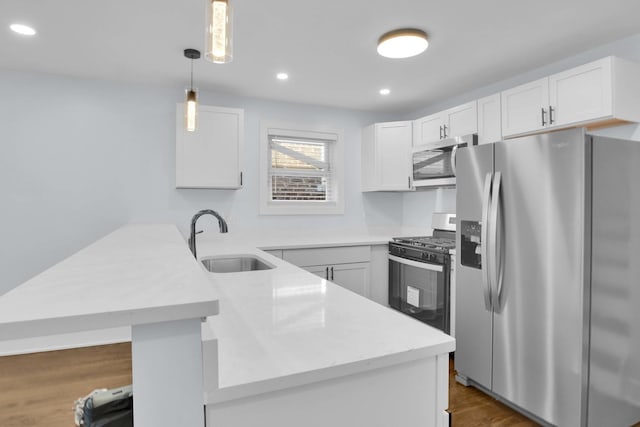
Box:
189;209;228;259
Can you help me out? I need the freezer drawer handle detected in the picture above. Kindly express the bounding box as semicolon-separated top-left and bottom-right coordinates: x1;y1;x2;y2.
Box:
481;173;493;311
388;255;443;272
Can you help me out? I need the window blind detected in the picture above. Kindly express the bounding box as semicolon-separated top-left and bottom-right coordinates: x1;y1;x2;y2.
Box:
269;135;335;202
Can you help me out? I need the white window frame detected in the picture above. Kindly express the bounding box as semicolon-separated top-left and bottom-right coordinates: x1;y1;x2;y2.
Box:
260;121;344;215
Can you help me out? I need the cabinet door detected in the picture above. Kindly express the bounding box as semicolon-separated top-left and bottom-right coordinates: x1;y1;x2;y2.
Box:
303;265;329;280
444;102;477;138
413;113;444;146
549;57;613;127
330;262;370;297
501;78;549;137
477;94;502;145
176;105;244;189
375;122;413;191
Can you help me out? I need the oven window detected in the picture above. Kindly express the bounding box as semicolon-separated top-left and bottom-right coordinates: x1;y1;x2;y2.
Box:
413;148;454;180
389;257;449;334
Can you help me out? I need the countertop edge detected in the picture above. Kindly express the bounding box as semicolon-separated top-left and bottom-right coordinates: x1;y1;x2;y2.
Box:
0;300;218;341
205;339;455;404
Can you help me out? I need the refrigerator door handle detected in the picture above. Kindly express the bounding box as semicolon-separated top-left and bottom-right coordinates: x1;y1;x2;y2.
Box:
481;172;493;311
489;171;503;310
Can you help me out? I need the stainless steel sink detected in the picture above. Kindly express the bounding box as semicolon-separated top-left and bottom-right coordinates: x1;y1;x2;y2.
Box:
201;255;274;273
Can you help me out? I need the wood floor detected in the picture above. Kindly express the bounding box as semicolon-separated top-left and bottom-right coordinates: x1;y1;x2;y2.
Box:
448;358;539;426
1;344;635;427
0;343;132;427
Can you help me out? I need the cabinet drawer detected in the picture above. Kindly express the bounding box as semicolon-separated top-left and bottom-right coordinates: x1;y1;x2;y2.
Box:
282;246;370;267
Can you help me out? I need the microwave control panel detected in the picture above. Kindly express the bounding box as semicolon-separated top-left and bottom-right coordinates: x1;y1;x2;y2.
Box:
460;220;482;269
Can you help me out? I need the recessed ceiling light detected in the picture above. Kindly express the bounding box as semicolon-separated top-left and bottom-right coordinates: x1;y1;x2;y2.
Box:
377;29;428;59
276;72;289;81
379;88;391;95
10;24;36;36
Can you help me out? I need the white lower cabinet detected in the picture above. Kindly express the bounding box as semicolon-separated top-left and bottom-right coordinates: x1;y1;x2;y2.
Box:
282;246;371;298
305;262;370;297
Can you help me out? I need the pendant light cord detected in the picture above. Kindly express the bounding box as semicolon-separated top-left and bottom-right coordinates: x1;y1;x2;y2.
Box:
190;58;194;91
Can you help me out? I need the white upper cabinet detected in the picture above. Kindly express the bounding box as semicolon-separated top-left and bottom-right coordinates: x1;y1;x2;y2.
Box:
176;105;244;189
501;78;549;137
548;57;613;126
413;112;445;146
477;93;502;145
501;57;640;138
361;121;413;192
413;101;477;146
445;102;478;138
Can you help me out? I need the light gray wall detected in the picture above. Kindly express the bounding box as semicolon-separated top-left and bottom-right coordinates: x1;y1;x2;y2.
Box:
402;33;640;229
0;72;398;294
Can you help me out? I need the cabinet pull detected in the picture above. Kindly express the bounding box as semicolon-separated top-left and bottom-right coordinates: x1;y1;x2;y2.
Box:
408;176;411;189
443;124;448;138
325;266;329;280
330;266;334;281
541;108;547;126
439;125;443;139
549;106;554;125
240;172;243;186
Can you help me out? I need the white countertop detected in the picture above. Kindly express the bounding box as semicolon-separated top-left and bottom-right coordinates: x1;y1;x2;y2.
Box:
0;225;219;341
196;236;455;403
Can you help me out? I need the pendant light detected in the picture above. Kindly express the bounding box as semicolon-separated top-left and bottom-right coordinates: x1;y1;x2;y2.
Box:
377;29;428;59
205;0;233;63
184;48;201;132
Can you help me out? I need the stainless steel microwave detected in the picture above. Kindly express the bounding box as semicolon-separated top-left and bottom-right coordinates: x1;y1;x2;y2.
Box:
412;134;478;188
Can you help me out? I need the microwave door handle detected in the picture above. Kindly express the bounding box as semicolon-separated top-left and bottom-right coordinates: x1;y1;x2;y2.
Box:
451;145;459;176
481;173;493;311
388;255;444;273
489;172;504;311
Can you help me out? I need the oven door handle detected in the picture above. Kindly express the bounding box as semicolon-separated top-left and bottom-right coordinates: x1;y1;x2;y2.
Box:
388;254;444;273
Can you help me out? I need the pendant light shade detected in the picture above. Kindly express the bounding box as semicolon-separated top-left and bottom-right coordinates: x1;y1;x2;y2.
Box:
184;48;201;132
377;29;428;59
205;0;233;64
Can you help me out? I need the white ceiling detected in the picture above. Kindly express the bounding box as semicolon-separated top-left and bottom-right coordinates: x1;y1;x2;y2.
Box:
2;0;640;114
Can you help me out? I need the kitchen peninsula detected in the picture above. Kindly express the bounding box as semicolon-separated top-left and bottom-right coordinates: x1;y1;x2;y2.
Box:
0;225;455;427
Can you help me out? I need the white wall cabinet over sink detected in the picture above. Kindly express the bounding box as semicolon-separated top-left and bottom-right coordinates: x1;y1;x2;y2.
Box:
501;56;640;138
176;105;244;189
413;101;478;146
361;121;413;192
282;246;371;298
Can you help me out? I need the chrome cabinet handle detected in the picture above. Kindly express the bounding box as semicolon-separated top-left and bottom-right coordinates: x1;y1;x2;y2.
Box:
549;106;555;125
489;172;503;311
443;124;448;138
481;173;493;311
325;266;329;280
330;266;334;281
240;171;243;186
541;108;547;126
439;125;443;139
408;176;411;189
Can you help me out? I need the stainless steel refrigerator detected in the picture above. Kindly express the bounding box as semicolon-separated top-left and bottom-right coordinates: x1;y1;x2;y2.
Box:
455;127;640;427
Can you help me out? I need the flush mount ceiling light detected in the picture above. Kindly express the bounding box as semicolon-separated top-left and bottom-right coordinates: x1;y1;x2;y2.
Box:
205;0;233;64
184;48;201;132
10;23;36;36
276;72;289;81
377;29;428;59
379;88;391;95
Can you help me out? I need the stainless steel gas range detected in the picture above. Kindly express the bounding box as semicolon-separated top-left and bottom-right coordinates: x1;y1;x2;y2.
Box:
389;213;456;336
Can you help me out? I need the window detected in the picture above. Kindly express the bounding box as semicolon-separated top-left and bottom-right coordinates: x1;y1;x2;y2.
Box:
260;122;344;215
